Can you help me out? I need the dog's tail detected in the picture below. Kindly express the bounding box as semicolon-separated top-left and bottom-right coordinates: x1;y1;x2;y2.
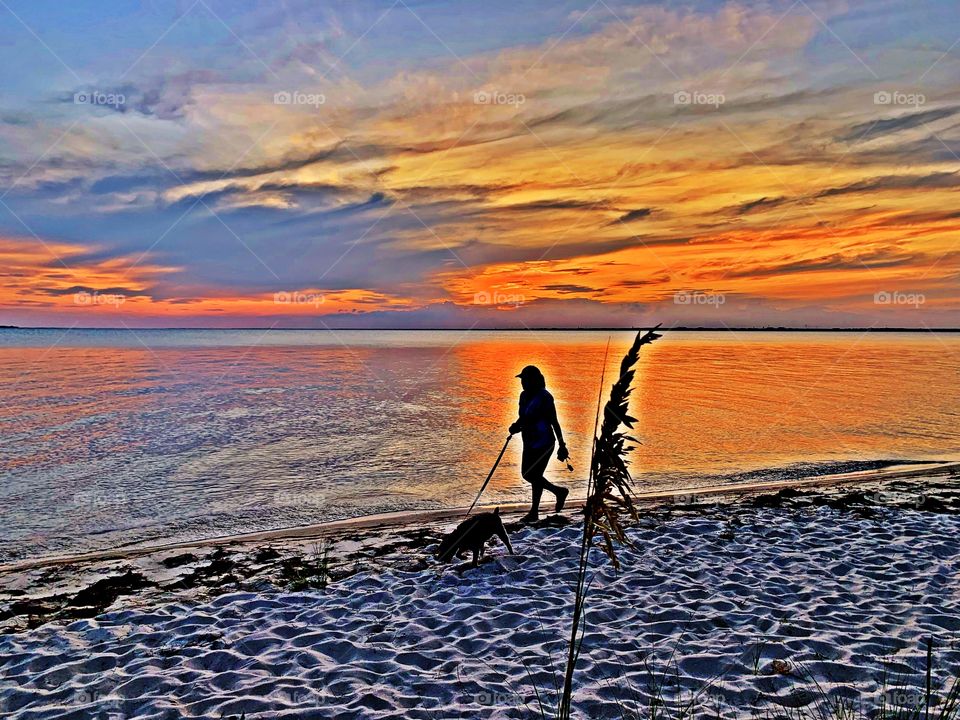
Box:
493;509;514;554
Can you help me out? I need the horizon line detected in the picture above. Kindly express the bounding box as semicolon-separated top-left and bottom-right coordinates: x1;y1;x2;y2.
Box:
2;325;959;332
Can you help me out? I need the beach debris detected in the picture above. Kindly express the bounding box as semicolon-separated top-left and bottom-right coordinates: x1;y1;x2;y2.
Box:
67;570;154;615
165;550;241;591
252;547;281;563
768;659;792;675
202;548;236;576
751;487;805;508
160;552;198;569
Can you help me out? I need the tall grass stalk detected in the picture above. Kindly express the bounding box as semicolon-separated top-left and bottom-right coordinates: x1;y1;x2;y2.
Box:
557;326;662;719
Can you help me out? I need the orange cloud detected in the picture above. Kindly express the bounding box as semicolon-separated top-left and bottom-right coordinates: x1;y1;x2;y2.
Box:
0;236;174;309
0;236;414;318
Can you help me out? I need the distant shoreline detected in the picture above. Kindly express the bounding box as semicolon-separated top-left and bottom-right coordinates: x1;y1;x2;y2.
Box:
2;326;959;332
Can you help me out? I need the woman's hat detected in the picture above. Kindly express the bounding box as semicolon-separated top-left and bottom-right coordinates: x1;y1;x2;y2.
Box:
516;365;543;379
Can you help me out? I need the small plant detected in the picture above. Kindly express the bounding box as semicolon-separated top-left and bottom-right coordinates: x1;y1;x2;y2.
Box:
557;326;662;719
284;541;330;590
751;636;765;675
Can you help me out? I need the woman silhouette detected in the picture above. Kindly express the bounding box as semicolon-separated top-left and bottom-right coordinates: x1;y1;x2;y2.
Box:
509;365;569;522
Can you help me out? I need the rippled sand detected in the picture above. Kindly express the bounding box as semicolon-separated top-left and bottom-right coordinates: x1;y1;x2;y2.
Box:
2;492;960;718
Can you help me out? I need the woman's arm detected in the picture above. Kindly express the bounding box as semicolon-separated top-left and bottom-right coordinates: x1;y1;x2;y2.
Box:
552;417;565;446
549;397;569;460
509;397;524;435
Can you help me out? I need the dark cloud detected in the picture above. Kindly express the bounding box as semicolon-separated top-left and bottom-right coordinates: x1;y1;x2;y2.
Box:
0;112;32;126
722;248;921;279
527;94;668;133
431;235;641;268
397;183;521;203
824;130;960;167
65;71;228;120
628;235;693;249
874;209;960;226
89;141;390;200
36;285;147;297
722;196;788;216
615;275;670;288
816;171;960;198
528;88;841;134
501;199;608;212
608;208;653;225
837;106;960;143
166;298;202;305
542;283;598;294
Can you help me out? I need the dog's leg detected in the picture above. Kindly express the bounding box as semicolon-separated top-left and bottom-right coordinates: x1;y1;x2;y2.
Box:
497;525;514;555
472;547;479;567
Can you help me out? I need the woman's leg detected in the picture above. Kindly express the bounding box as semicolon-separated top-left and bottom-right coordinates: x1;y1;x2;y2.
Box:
541;479;563;495
522;445;555;519
529;481;545;517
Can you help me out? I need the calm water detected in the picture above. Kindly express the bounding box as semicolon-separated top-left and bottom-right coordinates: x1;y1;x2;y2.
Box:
2;329;958;562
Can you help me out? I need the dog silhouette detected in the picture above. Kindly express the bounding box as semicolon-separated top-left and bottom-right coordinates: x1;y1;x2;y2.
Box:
436;508;514;567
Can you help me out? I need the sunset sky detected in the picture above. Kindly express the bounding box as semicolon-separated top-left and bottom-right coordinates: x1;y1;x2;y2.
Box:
0;0;958;328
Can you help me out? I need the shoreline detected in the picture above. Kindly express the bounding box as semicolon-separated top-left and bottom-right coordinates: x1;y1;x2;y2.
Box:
4;460;956;575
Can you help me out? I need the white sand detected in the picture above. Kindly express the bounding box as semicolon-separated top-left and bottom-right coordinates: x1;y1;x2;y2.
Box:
2;500;960;718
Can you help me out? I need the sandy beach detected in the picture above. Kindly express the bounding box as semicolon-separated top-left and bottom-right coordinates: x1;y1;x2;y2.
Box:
2;464;959;718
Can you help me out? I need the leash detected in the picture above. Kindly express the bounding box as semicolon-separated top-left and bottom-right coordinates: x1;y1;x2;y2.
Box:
465;434;512;516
